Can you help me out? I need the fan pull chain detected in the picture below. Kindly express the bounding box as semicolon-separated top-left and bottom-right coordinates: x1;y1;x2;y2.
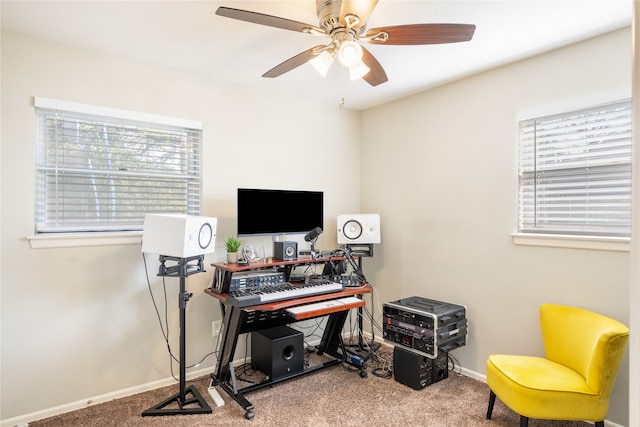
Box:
339;65;346;110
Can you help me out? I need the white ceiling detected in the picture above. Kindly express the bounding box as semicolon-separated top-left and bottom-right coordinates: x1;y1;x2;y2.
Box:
1;0;633;110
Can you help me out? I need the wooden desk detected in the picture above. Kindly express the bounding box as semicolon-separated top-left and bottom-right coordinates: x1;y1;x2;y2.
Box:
205;283;371;420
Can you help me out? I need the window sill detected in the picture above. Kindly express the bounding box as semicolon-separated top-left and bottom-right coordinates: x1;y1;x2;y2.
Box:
511;233;630;252
27;231;142;249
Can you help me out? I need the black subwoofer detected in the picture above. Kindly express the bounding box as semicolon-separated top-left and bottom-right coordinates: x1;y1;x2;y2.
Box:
251;325;304;380
393;346;448;390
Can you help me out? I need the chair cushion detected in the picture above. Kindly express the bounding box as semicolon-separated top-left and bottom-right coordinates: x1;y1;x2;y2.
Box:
487;354;605;421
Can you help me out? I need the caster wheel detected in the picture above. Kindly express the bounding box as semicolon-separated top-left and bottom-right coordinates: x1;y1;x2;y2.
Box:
359;370;368;378
245;411;254;420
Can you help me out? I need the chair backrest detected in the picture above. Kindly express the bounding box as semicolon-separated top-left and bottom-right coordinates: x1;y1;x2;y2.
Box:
540;303;629;397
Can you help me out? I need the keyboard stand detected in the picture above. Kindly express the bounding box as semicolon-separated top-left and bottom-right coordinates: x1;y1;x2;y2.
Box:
205;285;372;420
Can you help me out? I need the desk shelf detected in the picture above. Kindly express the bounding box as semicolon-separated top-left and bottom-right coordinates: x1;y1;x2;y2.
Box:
204;284;368;311
209;256;349;295
211;255;347;272
286;297;366;320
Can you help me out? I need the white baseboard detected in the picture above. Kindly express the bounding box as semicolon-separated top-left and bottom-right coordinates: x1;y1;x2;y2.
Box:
0;365;214;427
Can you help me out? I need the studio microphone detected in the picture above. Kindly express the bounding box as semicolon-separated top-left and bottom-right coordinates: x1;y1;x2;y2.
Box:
304;227;323;242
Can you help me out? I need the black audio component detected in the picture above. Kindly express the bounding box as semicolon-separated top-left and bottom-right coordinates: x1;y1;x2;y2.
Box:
227;270;285;293
211;268;283;294
330;274;361;287
393;346;448;390
251;325;304;381
383;296;467;359
274;241;297;261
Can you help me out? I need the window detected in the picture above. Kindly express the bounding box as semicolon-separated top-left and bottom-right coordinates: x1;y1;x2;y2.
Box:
518;99;632;238
35;97;202;233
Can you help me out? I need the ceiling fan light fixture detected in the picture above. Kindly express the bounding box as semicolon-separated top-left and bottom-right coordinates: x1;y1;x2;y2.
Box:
337;40;363;67
310;50;334;77
348;61;370;81
215;4;475;88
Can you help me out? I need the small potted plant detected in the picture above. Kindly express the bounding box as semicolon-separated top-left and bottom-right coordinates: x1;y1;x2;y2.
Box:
224;236;242;264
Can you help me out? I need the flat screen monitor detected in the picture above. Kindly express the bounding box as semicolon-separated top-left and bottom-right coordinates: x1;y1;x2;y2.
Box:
237;188;323;237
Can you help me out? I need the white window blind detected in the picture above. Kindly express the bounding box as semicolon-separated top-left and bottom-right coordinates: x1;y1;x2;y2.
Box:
35;98;203;233
518;99;632;238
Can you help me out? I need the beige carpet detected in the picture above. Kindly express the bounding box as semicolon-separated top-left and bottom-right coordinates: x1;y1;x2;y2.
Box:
29;347;593;427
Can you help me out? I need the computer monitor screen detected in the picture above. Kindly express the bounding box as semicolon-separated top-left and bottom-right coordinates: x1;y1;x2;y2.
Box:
237;188;324;237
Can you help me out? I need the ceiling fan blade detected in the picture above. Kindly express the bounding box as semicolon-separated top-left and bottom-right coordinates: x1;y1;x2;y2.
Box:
366;23;476;45
216;7;322;33
360;46;388;86
262;46;325;78
340;0;379;28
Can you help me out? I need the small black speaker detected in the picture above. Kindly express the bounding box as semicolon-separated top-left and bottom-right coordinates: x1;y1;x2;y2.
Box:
251;325;304;380
393;346;448;390
274;241;297;261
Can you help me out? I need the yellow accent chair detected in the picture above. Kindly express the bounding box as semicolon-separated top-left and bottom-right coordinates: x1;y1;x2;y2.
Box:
486;303;629;427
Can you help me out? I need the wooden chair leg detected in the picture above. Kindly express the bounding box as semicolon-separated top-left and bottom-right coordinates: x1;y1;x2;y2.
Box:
487;390;496;419
520;416;529;427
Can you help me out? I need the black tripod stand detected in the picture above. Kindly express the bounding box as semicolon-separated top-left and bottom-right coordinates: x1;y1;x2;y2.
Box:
142;255;212;417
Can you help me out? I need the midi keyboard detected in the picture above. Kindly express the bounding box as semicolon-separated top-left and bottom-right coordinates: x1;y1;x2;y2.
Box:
225;279;345;308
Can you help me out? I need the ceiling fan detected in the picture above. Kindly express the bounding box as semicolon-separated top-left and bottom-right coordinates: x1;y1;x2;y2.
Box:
215;0;476;86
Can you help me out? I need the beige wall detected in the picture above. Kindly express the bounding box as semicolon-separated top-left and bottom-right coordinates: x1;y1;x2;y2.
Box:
0;32;360;421
361;27;632;426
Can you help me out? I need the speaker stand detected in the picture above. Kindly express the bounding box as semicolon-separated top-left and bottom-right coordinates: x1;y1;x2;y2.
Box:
142;255;212;417
346;246;380;361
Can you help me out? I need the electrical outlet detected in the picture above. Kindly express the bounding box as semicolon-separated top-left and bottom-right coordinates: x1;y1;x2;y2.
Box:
212;320;222;337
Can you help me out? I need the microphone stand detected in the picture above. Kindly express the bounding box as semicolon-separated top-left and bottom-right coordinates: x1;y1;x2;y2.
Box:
310;237;319;259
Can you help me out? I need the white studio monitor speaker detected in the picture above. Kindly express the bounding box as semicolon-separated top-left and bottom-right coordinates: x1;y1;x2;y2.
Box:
141;214;217;258
337;213;381;244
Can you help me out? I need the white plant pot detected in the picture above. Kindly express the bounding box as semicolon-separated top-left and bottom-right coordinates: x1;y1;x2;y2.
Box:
227;252;238;264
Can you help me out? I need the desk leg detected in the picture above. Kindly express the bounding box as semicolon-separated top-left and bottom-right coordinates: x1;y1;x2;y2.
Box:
211;306;256;420
318;311;348;357
318;310;368;378
213;304;243;383
220;382;255;420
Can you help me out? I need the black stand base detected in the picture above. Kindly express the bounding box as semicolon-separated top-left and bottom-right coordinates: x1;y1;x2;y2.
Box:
142;384;212;417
